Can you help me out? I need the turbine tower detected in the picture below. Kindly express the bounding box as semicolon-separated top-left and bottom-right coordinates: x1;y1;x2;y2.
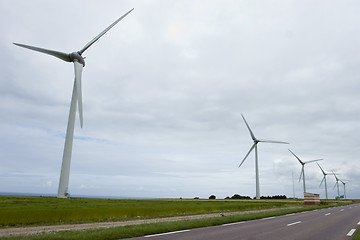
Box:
288;149;322;194
317;162;330;199
239;114;289;200
14;9;134;198
339;179;347;199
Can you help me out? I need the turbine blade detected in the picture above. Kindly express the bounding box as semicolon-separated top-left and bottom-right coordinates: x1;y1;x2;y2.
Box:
319;176;325;187
317;162;326;175
298;166;304;182
74;61;83;128
13;43;71;62
258;139;289;144
241;114;256;141
289;149;304;165
304;159;323;164
79;8;134;54
239;143;256;167
331;170;338;180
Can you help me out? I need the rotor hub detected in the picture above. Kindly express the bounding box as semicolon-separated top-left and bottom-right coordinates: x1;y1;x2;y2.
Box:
69;52;85;67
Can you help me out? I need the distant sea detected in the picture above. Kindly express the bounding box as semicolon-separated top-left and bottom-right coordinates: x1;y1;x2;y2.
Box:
0;192;144;199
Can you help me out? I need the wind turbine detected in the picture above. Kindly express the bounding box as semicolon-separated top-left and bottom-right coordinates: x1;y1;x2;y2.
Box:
288;149;322;194
239;114;289;200
332;171;340;199
317;162;330;199
14;8;134;198
339;179;347;199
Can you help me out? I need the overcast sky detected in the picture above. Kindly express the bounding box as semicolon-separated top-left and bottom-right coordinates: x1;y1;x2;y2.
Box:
1;0;359;199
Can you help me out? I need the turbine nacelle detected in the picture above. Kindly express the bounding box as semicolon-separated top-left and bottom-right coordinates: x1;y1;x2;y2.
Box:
69;52;85;67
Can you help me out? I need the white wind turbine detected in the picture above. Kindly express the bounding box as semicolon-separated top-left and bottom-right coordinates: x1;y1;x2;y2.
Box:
239;114;289;200
317;162;330;199
14;9;134;198
332;170;341;198
288;149;322;194
339;179;348;199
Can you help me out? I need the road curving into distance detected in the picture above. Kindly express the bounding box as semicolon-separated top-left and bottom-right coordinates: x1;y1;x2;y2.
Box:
127;203;360;240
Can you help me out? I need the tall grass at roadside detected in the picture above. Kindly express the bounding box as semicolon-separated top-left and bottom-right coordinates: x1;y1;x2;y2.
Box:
352;229;360;240
0;196;307;227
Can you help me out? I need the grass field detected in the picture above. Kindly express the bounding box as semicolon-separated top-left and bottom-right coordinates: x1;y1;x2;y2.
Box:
0;196;357;240
0;196;309;227
0;207;336;240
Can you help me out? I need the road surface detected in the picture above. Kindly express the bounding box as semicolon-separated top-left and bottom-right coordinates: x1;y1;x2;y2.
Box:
126;203;360;240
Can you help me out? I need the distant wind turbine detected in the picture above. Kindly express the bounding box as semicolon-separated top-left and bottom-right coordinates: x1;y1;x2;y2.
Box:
239;114;289;200
316;162;330;199
14;8;134;198
332;170;340;198
288;149;322;194
339;179;347;199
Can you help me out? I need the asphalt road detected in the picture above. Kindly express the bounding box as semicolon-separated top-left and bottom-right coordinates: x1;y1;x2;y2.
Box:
125;203;360;240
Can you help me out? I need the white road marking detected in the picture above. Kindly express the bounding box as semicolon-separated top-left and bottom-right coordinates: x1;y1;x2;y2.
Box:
325;213;331;216
262;216;276;220
346;229;356;237
222;222;244;226
340;209;344;211
145;230;190;238
287;221;302;226
357;221;360;225
286;213;295;216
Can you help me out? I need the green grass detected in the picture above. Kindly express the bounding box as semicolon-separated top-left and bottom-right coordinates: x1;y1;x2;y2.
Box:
0;196;356;240
353;229;360;240
0;196;306;227
0;204;354;240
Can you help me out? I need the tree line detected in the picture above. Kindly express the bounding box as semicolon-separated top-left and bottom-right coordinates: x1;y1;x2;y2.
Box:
208;194;287;200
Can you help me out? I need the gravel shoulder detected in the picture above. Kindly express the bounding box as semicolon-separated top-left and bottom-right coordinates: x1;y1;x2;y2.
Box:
0;207;301;237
